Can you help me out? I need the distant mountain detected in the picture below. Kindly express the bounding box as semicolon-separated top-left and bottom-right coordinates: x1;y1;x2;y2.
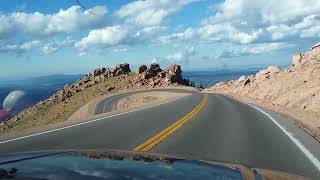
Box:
0;70;261;114
183;70;258;88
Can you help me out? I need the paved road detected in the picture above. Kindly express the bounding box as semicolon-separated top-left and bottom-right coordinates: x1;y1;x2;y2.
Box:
94;89;193;114
0;89;319;178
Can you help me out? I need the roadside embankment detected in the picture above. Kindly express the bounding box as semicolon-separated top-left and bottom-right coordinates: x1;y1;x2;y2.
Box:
206;42;320;141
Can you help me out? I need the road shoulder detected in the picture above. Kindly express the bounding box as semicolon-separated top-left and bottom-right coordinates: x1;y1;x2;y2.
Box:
0;88;193;141
212;92;320;171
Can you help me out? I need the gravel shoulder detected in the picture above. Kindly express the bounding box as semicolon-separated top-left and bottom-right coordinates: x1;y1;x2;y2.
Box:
69;87;193;123
116;91;190;112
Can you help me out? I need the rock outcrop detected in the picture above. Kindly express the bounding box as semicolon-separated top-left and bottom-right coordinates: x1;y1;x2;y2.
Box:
42;63;131;105
136;65;147;75
291;43;320;67
132;63;188;87
207;42;320;141
19;63;188;109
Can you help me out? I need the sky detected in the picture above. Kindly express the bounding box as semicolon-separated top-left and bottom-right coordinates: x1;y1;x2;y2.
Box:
0;0;319;79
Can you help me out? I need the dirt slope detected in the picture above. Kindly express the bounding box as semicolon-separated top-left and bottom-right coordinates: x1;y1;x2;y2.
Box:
206;43;320;141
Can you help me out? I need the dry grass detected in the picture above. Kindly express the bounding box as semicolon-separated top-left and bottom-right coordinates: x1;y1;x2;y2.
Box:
0;74;136;136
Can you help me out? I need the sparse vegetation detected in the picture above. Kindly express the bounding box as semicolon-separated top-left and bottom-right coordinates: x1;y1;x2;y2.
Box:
0;74;136;135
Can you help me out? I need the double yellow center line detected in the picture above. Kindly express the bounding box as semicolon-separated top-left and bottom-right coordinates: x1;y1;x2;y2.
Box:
133;94;208;152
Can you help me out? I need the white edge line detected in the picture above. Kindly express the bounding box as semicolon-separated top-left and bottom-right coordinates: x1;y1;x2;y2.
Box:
0;96;185;144
247;104;320;172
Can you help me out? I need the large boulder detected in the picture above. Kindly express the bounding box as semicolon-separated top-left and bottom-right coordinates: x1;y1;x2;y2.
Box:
238;75;246;82
146;63;162;79
136;65;147;75
136;63;162;80
165;64;184;83
132;64;188;87
157;71;166;78
267;66;280;74
150;63;161;71
255;65;280;81
292;53;303;66
114;63;131;76
243;78;251;86
93;68;103;77
312;42;320;50
291;42;320;67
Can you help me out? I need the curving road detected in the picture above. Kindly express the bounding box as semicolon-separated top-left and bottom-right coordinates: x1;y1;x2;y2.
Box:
0;88;319;178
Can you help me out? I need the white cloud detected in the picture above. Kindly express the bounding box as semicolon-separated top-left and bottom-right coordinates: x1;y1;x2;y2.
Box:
76;25;167;50
133;26;167;44
0;40;41;54
160;28;196;43
1;0;318;57
41;38;76;54
166;46;196;64
75;26;128;49
116;0;199;27
112;48;128;53
135;26;166;37
163;0;320;45
219;42;294;58
0;5;109;40
267;15;320;40
79;51;87;56
19;40;41;50
204;0;320;42
203;0;320;25
0;38;77;55
151;57;158;63
41;43;59;54
167;52;184;61
198;24;263;44
161;24;263;44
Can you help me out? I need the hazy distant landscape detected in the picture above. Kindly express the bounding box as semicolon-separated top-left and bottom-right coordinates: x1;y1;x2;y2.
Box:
0;75;82;111
0;70;258;114
183;70;259;88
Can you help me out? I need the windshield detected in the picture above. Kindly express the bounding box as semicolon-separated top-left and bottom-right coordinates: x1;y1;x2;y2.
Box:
0;0;320;179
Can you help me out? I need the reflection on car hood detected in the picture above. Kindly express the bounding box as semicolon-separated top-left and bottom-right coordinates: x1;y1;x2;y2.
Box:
0;149;306;180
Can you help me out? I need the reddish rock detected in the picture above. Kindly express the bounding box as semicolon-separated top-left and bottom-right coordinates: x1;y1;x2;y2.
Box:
132;64;188;87
165;64;184;84
267;66;280;74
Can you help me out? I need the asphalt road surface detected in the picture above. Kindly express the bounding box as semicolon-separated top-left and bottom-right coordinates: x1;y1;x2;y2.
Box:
0;88;319;178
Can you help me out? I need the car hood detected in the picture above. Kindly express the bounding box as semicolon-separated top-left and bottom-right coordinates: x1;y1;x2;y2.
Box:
0;149;306;180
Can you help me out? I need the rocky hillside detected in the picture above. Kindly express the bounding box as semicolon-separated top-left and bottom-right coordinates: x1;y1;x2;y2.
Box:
207;43;320;140
0;63;188;135
133;63;189;87
41;63;131;105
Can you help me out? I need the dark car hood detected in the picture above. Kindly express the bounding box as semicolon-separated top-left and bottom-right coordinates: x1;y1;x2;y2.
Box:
0;149;306;180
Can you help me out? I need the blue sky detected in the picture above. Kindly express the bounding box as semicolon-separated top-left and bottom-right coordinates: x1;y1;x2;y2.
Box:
0;0;319;79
